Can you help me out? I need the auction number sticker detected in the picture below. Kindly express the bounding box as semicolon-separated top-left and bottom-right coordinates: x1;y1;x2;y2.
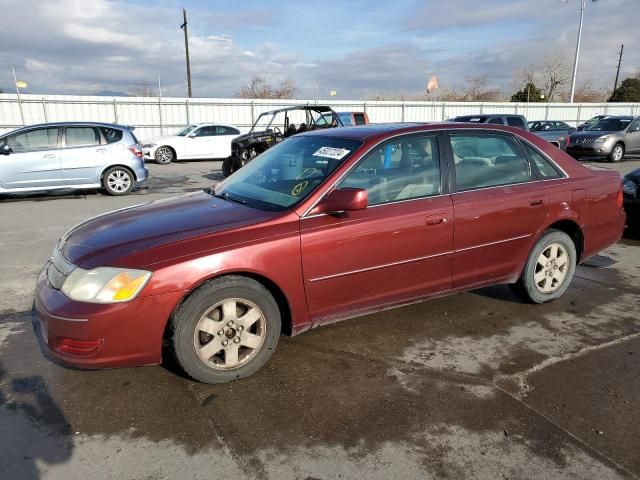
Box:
313;147;351;160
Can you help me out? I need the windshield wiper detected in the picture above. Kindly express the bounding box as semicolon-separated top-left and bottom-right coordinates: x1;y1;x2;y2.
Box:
205;187;247;205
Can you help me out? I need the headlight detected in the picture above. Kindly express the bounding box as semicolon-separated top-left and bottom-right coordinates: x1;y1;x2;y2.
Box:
594;135;610;143
623;179;637;197
61;267;152;303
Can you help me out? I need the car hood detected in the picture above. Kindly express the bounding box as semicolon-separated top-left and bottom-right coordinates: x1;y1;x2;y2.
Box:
624;168;640;183
571;131;621;140
59;191;278;269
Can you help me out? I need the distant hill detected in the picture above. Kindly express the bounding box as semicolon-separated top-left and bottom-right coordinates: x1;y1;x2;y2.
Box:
94;90;130;97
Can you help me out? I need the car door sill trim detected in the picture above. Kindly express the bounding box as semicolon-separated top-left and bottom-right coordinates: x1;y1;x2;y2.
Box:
455;234;532;253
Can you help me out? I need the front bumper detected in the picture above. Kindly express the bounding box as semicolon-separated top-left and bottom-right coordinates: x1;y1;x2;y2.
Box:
566;144;613;157
142;146;157;161
35;264;184;368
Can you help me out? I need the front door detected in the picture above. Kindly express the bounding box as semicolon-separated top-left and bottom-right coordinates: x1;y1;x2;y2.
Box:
0;127;63;189
185;126;219;158
626;118;640;152
447;131;549;288
301;134;454;323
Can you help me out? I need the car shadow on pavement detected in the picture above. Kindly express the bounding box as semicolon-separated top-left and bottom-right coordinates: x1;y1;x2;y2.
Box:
0;357;73;480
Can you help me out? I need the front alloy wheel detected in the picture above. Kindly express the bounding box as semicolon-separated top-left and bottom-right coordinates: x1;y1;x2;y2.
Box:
170;276;281;383
608;143;624;163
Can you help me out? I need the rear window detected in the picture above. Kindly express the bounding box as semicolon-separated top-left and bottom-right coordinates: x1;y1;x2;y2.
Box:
100;127;123;144
506;116;526;129
522;143;562;180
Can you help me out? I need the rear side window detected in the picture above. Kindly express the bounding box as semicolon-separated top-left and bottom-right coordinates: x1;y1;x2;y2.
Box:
488;117;504;125
451;133;531;191
522;143;562;180
506;116;526;129
100;127;123;144
6;127;59;152
353;113;367;125
66;127;99;147
218;126;240;135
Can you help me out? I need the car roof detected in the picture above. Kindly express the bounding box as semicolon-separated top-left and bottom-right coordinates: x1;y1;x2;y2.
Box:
2;121;132;133
298;122;534;142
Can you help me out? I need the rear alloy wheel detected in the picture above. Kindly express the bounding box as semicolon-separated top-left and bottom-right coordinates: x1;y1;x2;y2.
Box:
103;167;134;196
608;143;624;163
512;229;576;304
170;276;281;383
155;146;175;164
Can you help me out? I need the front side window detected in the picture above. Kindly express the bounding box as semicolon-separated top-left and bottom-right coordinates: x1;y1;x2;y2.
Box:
194;126;217;137
488;117;504;125
215;136;362;211
65;127;99;147
6;127;58;152
219;126;240;135
176;125;197;136
339;113;353;126
451;133;531;191
337;136;441;205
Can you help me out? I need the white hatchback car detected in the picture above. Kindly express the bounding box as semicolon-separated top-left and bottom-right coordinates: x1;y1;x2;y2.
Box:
142;124;242;164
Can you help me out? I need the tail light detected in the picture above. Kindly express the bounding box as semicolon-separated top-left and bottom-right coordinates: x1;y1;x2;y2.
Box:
128;144;143;158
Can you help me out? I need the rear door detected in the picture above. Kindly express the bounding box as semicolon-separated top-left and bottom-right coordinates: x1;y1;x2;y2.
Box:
626;118;640;152
214;126;240;158
447;131;549;288
0;127;63;189
60;126;106;185
300;133;454;322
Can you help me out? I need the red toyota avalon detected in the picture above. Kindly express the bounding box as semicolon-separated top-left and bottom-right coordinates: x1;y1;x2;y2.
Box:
35;123;625;383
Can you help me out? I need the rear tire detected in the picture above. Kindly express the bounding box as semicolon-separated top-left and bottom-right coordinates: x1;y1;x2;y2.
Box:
512;229;576;304
608;143;624;163
102;166;134;196
170;276;281;384
155;146;175;164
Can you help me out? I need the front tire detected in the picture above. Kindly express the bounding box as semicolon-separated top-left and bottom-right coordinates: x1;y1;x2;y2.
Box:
222;156;235;177
608;143;624;163
155;146;175;164
102;166;134;196
170;276;281;384
513;229;576;304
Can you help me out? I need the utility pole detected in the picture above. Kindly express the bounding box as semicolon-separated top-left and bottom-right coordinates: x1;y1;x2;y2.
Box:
568;0;599;103
613;44;624;93
180;8;192;98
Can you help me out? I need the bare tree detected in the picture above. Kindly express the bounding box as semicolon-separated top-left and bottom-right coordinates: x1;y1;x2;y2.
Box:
460;76;500;101
542;53;570;102
235;76;297;99
129;84;155;97
572;81;607;103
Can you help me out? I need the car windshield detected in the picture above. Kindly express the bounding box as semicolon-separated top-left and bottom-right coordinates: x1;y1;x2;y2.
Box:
586;118;631;132
176;125;198;136
215;136;363;211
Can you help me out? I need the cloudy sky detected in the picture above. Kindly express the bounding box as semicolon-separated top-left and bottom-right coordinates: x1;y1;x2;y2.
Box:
0;0;638;99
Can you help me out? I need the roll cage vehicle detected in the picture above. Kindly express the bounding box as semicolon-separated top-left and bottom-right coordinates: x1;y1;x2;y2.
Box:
222;105;343;177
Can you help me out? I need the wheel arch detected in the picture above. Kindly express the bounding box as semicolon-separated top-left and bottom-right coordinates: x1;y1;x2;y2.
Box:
543;219;584;262
165;271;295;340
100;164;137;182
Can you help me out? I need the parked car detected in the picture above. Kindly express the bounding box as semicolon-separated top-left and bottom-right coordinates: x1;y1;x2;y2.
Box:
577;115;607;131
623;168;640;231
0;122;147;196
449;114;529;130
566;116;640;162
35;123;625;384
222;105;343;177
528;121;577;150
142;123;242;164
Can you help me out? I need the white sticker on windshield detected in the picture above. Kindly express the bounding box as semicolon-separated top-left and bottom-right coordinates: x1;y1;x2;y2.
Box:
313;146;351;160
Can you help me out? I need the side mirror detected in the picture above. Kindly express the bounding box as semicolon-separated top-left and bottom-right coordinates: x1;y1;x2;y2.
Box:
311;188;368;215
187;132;197;138
568;128;577;134
0;144;12;155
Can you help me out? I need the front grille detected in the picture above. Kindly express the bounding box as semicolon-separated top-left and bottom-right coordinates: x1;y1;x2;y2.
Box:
577;138;595;144
47;249;75;290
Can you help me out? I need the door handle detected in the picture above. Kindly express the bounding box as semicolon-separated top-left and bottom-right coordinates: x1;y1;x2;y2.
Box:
529;199;544;207
426;215;447;226
96;148;107;153
42;154;56;159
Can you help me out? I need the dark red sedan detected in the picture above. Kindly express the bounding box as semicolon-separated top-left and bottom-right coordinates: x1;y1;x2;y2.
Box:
35;123;625;383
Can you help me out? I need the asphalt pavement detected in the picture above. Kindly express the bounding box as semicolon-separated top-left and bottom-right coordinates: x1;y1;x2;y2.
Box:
0;157;639;480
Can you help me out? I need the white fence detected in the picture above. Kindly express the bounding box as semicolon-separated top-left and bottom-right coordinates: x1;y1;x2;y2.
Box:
1;93;639;140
